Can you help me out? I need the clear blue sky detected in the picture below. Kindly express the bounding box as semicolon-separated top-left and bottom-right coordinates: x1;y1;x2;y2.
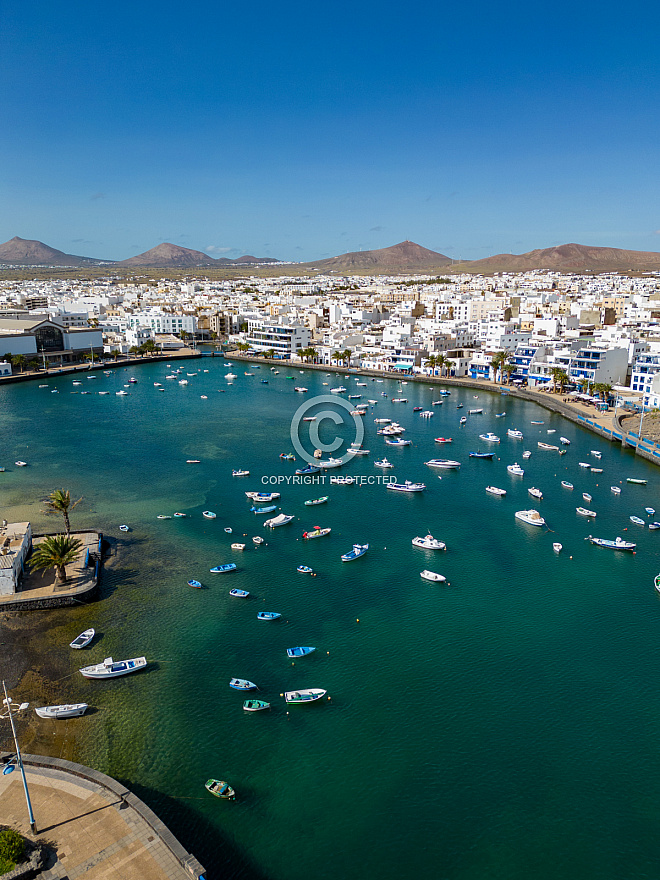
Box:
2;0;660;262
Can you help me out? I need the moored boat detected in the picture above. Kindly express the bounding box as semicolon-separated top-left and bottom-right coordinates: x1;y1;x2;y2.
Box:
561;481;574;489
230;678;256;690
264;513;294;527
627;478;647;485
479;433;500;443
375;458;394;468
229;588;249;597
387;481;426;492
537;442;559;451
284;689;327;704
576;507;597;517
304;496;328;506
303;526;331;539
507;463;524;476
515;509;545;527
341;543;369;561
420;570;446;582
469;451;494;459
35;704;88;719
560;437;571;445
485;486;506;496
202;511;217;519
588;536;636;550
232;469;250;477
297;565;313;573
243;700;270;711
257;611;280;621
80;656;147;679
630;516;646;525
425;459;460;469
210;563;237;573
507;429;524;439
205;779;236;799
69;628;95;649
251;504;277;514
412;534;446;550
286;646;316;658
611;486;621;494
553;542;562;553
434;437;453;444
528;487;543;500
188;579;203;588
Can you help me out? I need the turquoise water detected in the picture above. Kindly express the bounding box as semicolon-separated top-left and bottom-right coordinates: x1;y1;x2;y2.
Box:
2;362;660;879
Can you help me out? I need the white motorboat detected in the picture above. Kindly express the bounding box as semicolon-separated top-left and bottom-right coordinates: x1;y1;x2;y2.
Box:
69;628;95;649
507;429;524;439
35;704;88;719
576;507;597;517
375;458;394;468
330;386;347;393
578;462;590;468
80;656;147;679
178;380;188;385
387;481;426;492
591;451;601;459
459;417;467;425
245;492;280;501
419;411;434;418
528;487;543;500
420;570;447;583
553;543;562;553
485;486;506;496
561;481;574;489
582;493;592;502
537;442;559;451
560;437;571;445
231;543;246;550
284;689;327;704
591;467;603;474
611;486;621;494
522;451;532;459
253;536;264;545
116;390;128;396
317;458;343;469
479;433;500;443
412;534;446;550
588;536;635;551
202;511;217;519
507;463;524;476
515;509;546;527
468;408;483;414
264;513;294;527
374;418;391;424
424;459;461;469
225;373;237;379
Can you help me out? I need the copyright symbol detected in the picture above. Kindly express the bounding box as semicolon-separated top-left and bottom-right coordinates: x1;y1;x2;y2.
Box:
290;394;364;466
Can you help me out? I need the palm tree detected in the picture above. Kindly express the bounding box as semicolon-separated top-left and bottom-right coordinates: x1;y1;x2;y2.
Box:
264;349;276;359
426;355;437;375
443;358;454;377
30;534;83;584
12;354;26;373
550;367;568;393
435;354;446;377
332;351;343;365
341;349;352;366
489;351;508;383
502;363;516;385
43;489;82;535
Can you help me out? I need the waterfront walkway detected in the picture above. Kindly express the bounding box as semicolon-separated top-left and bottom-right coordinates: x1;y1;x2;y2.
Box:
0;755;205;879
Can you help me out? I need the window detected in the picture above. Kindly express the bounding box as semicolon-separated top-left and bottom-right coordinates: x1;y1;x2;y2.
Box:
34;324;64;352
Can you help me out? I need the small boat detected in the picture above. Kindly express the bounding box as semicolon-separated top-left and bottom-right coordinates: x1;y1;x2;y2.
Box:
225;373;237;379
420;570;446;582
537;442;559;451
553;543;562;553
650;523;660;531
547;429;556;434
202;511;217;519
297;565;313;573
507;463;524;476
246;492;280;501
530;420;544;425
591;468;603;474
296;464;321;475
630;516;646;525
495;412;506;418
252;536;265;545
456;404;464;409
232;469;250;477
434;437;453;444
560;437;571;445
69;628;95;649
347;447;370;455
627;478;647;485
646;507;656;515
231;543;246;550
317;458;344;469
119;524;130;532
341;543;369;561
578;462;591;469
522;451;532;459
302;416;316;422
412;534;446;550
186;459;201;463
387;481;426;492
374;418;391;424
576;507;597;517
210;564;237;573
479;433;500;443
330;386;347;393
243;700;270;711
419;411;434;418
375;458;394;468
559;450;567;456
205;779;236;800
468;408;483;414
15;461;27;467
385;438;412;446
588;536;636;550
486;486;506;496
261;379;268;383
561;481;574;489
507;429;524;439
294;387;308;392
80;656;147;679
303;527;331;539
304;497;329;506
425;459;460;469
173;512;186;518
251;505;277;514
583;493;592;502
284;689;327;704
39;384;49;388
591;451;602;459
611;486;621;494
528;487;543;500
229;588;249;597
224;527;233;533
515;509;545;527
391;398;408;403
469;451;494;459
279;453;296;461
287;646;316;658
35;704;88;719
178;380;188;386
413;406;423;412
264;513;294;527
157;515;172;520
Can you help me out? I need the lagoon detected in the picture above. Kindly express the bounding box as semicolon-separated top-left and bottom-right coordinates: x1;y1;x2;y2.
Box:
2;360;660;879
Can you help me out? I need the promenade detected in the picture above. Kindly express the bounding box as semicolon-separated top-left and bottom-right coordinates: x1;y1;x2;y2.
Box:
0;755;205;879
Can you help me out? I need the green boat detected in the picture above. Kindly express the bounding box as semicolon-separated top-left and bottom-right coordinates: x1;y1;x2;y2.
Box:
304;496;329;506
205;779;235;799
243;699;271;712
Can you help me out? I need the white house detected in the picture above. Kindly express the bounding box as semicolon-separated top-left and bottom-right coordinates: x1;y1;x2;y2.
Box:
0;522;32;596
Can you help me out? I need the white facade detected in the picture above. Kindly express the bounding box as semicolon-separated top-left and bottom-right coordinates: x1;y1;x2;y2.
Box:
128;312;198;335
0;522;32;596
246;320;310;356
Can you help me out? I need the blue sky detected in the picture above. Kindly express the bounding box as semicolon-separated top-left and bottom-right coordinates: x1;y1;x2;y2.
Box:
2;0;660;262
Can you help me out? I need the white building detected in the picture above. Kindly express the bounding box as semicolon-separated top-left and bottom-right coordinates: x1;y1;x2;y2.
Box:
0;521;31;596
128;311;197;335
246;320;310;357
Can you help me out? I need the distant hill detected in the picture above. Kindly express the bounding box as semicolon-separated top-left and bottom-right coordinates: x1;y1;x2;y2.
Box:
300;240;453;274
0;236;107;266
459;243;660;274
116;243;219;268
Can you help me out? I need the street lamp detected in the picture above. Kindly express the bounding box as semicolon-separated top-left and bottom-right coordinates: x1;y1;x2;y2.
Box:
1;682;36;832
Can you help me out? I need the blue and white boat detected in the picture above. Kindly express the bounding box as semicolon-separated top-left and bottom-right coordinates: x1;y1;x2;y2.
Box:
246;492;281;502
251;505;277;514
469;451;494;459
229;678;257;690
341;543;369;561
229;588;249;597
478;433;500;443
295;464;321;475
286;646;316;658
297;565;313;573
588;536;636;551
387;481;426;492
210;563;237;573
257;611;281;620
385;438;412;446
187;579;203;589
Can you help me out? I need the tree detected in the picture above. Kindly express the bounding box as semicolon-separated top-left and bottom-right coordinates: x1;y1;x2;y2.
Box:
43;489;82;535
128;346;140;357
307;347;318;363
443;358;454;377
30;534;83;584
142;339;157;355
489;350;509;383
502;363;516;385
12;354;26;373
341;349;352;366
435;354;446;376
27;358;39;372
550;367;569;393
264;349;276;359
426;355;437;374
332;351;343;365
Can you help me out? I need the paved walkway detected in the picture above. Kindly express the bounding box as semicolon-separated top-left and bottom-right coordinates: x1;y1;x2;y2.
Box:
0;756;204;879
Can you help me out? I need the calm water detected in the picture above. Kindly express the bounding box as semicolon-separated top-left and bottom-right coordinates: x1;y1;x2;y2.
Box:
2;361;660;879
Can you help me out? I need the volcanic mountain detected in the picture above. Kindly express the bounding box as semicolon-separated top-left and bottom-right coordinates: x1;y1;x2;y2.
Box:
0;236;107;266
116;243;219;268
300;240;452;273
459;243;660;274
